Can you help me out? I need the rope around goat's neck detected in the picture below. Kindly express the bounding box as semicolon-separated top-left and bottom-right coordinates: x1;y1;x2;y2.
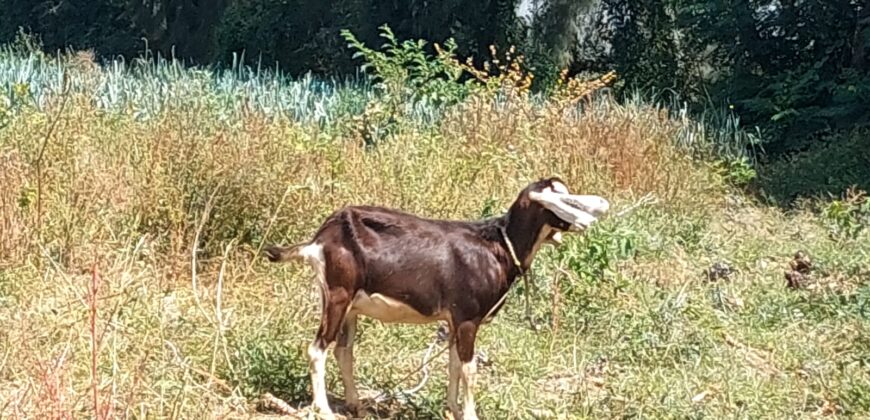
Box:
499;225;525;276
495;225;534;329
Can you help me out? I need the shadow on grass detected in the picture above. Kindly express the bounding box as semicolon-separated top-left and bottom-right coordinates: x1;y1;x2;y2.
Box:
752;130;870;206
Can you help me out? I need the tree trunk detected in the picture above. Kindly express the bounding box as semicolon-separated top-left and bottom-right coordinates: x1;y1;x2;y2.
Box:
852;0;869;71
129;0;228;62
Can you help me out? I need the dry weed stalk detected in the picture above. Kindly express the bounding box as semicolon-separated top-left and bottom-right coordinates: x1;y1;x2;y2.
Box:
34;74;71;249
0;151;27;262
89;261;113;419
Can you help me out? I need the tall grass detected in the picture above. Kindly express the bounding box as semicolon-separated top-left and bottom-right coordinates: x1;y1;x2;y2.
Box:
0;44;446;128
0;42;868;419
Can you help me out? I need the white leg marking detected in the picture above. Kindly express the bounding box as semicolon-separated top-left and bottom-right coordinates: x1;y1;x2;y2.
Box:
308;342;334;418
303;243;334;418
447;343;461;418
301;243;327;288
461;358;479;420
301;244;329;319
299;243;325;264
308;344;330;409
335;315;360;413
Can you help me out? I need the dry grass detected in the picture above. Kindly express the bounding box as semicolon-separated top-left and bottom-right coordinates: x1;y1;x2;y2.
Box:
0;52;868;419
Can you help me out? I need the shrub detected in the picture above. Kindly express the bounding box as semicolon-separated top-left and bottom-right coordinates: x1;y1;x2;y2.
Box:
822;187;870;240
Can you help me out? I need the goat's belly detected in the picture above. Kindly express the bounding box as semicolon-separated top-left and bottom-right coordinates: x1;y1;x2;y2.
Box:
349;291;443;324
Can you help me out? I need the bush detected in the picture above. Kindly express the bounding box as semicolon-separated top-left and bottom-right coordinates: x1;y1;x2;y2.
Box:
822;188;870;241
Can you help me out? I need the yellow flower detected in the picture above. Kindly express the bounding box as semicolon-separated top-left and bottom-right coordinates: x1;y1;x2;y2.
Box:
13;83;29;98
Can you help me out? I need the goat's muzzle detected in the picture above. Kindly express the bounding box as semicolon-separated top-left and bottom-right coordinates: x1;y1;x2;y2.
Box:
529;186;610;231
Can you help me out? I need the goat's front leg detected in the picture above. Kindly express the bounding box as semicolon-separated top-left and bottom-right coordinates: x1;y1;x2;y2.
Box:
334;313;360;415
447;340;461;419
455;321;480;420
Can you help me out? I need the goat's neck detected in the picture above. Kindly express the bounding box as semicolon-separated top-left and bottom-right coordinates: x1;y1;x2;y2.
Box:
502;217;548;276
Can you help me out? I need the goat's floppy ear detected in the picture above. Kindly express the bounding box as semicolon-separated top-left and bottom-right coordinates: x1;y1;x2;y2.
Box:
529;189;610;230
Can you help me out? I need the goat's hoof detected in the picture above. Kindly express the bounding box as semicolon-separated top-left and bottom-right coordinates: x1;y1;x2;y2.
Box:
344;402;363;417
448;408;478;420
312;406;336;420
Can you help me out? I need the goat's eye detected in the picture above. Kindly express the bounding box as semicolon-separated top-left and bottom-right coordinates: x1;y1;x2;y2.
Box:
553;219;570;230
549;181;570;194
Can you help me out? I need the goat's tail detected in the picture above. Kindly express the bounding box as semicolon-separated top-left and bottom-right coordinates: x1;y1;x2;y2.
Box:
262;243;307;263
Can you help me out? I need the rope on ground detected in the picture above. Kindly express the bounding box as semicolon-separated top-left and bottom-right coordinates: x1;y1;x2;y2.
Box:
361;324;450;406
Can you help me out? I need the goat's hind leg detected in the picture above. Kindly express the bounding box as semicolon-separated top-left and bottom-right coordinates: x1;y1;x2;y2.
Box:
334;313;360;415
308;287;352;420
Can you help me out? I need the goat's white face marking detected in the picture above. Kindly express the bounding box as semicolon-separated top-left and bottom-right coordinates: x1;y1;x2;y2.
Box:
550;180;570;194
529;183;610;231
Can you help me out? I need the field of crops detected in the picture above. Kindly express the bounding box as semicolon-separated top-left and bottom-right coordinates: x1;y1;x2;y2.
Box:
1;41;869;419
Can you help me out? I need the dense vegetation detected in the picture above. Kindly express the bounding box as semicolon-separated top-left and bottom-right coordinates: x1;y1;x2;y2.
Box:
1;1;869;418
2;0;869;158
1;24;869;418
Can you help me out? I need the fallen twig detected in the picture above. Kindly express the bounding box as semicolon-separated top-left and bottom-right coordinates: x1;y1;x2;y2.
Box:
258;393;300;416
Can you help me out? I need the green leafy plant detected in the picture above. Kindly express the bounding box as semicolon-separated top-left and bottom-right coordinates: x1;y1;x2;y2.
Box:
1;81;33;130
340;25;472;145
673;216;708;253
340;24;468;107
0;101;8;129
479;197;499;218
822;187;870;240
712;156;757;187
558;222;639;284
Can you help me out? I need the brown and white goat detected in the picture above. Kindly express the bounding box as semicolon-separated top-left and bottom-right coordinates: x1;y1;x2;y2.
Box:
264;177;609;419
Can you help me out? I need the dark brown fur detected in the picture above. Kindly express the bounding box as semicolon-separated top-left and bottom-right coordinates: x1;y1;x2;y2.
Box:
263;177;576;416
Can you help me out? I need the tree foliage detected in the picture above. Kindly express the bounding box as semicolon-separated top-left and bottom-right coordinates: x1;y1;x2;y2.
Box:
1;0;867;155
0;0;136;56
677;0;870;154
565;0;870;155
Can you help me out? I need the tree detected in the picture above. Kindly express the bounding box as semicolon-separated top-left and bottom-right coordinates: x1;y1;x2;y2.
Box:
853;0;870;70
128;0;230;62
0;0;136;56
213;0;526;76
527;0;596;68
679;0;869;154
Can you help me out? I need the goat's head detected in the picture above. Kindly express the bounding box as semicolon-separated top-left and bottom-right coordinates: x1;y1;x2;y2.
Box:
508;177;610;249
